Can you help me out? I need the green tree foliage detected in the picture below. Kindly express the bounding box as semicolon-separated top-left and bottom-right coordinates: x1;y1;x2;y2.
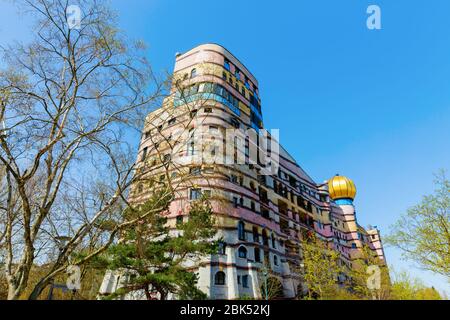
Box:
300;235;343;300
258;263;284;300
345;245;391;300
386;171;450;279
390;270;442;300
102;189;218;300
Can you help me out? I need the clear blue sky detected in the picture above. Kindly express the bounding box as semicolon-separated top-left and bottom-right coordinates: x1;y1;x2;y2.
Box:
1;0;449;295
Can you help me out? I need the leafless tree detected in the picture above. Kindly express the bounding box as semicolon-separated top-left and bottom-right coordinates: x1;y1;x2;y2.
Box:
0;0;167;299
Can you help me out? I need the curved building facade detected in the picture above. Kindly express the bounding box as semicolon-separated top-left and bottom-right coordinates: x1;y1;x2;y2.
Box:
100;44;386;299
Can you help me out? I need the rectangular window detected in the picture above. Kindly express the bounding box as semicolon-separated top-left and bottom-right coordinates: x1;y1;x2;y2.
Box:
204;107;213;113
163;154;171;163
261;208;270;219
230;118;240;128
209;125;219;133
224;59;230;71
203;190;212;198
254;248;261;262
218;241;226;255
190;166;201;175
203;166;214;174
141;147;148;161
233;197;239;208
190;188;201;200
235;69;241;80
242;275;249;288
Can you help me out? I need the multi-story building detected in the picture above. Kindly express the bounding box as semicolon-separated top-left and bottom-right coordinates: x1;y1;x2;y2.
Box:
99;43;386;299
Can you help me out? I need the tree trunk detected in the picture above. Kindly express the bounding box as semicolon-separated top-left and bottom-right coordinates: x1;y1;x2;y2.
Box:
28;278;52;300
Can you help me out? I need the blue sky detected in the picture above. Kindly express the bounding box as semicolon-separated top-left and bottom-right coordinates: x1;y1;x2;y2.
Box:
1;0;449;295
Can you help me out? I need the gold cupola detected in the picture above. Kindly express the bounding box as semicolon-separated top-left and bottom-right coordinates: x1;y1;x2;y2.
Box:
328;175;357;200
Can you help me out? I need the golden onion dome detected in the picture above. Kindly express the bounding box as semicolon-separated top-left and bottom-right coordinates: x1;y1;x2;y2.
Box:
328;175;357;200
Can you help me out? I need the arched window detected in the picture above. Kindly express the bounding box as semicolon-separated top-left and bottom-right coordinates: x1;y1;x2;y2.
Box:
190;68;197;78
238;221;246;240
214;271;226;285
238;246;247;259
271;234;276;249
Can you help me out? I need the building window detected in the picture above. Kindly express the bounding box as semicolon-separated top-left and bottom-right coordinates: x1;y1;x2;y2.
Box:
190;166;201;176
235;68;240;80
271;234;276;249
168;118;176;126
203;166;214;174
238;246;247;259
262;230;269;246
190;68;197;78
233;197;239;208
203;189;211;198
222;71;227;80
209;125;219;133
274;255;279;266
254;248;261;262
224;59;230;71
238;221;246;240
163;154;171;163
214;271;226;285
137;184;143;194
351;243;357;249
204;107;213;113
251;201;255;212
253;227;259;243
242;275;249;288
218;241;226;255
230;117;240;128
188;141;195;155
141;147;148;161
176;215;183;226
190;188;201;200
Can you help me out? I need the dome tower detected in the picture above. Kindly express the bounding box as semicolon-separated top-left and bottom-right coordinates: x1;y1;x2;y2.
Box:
328;174;357;205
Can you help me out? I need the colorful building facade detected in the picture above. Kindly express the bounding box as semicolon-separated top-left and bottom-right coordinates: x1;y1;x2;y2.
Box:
100;43;386;299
